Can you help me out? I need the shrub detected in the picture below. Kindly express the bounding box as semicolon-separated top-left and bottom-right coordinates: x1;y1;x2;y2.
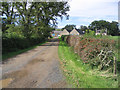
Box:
2;37;45;54
61;35;117;73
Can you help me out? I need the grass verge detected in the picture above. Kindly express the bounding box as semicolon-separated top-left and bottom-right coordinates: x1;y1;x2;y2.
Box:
58;39;118;88
2;41;47;61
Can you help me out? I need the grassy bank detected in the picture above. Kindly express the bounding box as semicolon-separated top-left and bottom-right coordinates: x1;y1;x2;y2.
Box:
58;39;118;88
2;41;47;61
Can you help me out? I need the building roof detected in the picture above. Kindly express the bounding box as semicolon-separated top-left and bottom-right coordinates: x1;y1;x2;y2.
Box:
64;28;84;34
64;29;72;33
66;29;72;33
75;29;84;34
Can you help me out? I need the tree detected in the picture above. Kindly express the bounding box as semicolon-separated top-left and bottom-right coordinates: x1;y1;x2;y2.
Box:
2;1;70;54
1;2;16;32
56;28;61;31
31;2;69;37
14;2;36;39
109;21;119;36
89;20;110;31
80;25;88;31
2;2;70;38
62;24;76;30
89;20;119;36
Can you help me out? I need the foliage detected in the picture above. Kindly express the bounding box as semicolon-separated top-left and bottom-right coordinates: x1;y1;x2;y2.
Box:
80;25;88;31
1;2;70;54
2;41;46;60
62;35;118;74
2;37;45;54
84;29;95;37
89;20;119;36
58;39;118;88
109;21;119;36
62;24;76;30
56;28;61;31
100;29;106;33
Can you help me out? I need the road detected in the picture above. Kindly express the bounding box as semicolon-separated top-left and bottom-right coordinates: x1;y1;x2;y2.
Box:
1;38;68;88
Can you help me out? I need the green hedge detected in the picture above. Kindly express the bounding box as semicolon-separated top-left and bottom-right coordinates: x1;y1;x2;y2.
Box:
61;35;118;74
2;37;46;54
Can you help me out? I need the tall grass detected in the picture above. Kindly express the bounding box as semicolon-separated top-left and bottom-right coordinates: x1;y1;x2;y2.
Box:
58;39;118;88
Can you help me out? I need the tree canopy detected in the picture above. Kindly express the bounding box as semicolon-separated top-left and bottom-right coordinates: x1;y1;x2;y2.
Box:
62;24;76;30
1;1;70;38
1;1;70;54
88;20;119;36
80;25;88;31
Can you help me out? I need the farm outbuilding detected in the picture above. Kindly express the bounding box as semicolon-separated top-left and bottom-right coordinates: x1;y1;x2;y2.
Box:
60;29;72;36
51;31;62;37
70;29;83;35
51;29;84;37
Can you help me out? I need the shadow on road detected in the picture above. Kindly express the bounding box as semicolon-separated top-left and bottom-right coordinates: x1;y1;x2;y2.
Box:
40;38;67;46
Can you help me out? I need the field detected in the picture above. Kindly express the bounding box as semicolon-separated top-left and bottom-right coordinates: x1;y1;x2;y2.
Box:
58;36;119;88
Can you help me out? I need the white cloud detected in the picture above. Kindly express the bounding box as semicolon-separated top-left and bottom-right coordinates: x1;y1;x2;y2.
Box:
68;0;118;17
76;25;80;28
58;0;119;28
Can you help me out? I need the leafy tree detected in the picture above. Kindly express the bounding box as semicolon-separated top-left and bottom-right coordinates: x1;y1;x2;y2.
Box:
1;1;70;54
89;20;110;31
1;2;69;38
1;2;16;32
85;29;95;37
32;2;69;37
56;28;61;31
100;29;106;33
109;21;119;36
2;17;8;32
14;2;35;39
80;25;88;31
89;20;119;36
62;24;76;30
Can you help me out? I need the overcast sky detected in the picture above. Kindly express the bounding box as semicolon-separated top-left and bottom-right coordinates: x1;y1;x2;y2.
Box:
57;0;119;28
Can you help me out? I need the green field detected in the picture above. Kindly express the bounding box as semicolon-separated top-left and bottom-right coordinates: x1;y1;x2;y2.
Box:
58;39;118;88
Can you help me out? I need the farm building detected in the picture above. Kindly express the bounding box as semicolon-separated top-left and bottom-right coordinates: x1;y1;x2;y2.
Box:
51;31;62;37
60;29;72;36
51;29;84;37
70;29;84;35
95;29;107;35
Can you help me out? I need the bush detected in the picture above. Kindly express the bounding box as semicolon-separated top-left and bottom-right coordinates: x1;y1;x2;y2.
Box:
62;35;117;73
2;25;47;54
2;37;45;54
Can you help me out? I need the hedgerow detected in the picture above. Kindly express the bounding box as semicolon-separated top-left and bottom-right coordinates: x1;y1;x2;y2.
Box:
61;35;117;74
2;37;46;54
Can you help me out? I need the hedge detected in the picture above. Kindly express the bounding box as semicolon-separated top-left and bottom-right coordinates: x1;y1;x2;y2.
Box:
61;35;117;74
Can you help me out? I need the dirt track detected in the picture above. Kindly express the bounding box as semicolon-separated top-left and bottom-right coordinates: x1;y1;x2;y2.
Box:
1;38;68;88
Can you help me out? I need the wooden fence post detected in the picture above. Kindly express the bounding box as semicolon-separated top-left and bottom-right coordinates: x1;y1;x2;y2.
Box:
113;57;117;75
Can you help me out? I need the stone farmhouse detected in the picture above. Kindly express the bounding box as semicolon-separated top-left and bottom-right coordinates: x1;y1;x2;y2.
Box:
51;29;84;37
70;29;84;35
60;29;72;35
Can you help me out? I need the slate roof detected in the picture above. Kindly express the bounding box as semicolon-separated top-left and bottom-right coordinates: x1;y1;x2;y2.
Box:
66;29;72;33
75;29;84;34
64;28;84;34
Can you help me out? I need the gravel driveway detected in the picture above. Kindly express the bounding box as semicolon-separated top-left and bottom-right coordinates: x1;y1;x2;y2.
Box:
1;38;68;88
